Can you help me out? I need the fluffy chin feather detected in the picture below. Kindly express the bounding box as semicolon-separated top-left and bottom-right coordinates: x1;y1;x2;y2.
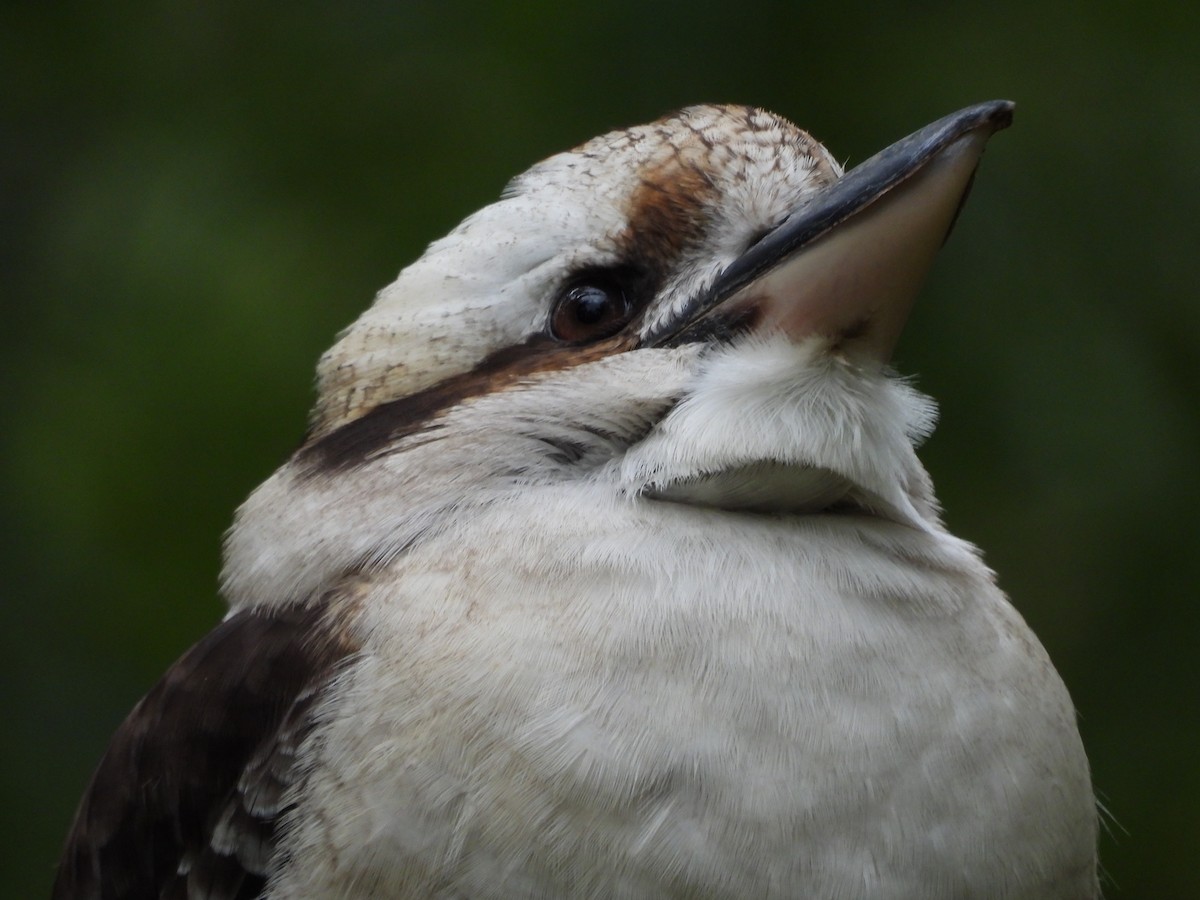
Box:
616;335;941;525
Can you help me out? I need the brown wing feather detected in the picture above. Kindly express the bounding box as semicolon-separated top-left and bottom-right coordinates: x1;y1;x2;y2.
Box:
53;603;358;900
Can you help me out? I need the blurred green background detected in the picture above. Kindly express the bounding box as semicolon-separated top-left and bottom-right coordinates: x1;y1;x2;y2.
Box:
4;2;1197;896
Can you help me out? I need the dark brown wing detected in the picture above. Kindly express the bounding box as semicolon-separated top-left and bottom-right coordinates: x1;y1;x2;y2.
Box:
53;602;358;900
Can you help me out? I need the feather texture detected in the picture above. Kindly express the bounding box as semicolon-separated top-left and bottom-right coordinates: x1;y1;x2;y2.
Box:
53;603;358;900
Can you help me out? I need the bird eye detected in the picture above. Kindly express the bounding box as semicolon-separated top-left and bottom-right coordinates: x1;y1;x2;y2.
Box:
550;279;634;343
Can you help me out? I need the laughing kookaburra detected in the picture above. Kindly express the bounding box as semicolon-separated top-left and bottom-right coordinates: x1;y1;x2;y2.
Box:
54;100;1098;899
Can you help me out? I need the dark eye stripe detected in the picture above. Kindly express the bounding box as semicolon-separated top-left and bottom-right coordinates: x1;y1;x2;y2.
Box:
296;330;639;477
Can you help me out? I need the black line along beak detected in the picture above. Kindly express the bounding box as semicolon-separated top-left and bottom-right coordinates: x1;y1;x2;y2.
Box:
650;100;1015;360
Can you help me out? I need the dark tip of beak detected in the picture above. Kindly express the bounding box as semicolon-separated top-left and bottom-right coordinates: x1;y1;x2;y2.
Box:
649;100;1014;350
719;101;1012;297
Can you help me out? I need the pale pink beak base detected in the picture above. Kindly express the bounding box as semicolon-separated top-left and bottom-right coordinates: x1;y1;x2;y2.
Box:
749;129;995;360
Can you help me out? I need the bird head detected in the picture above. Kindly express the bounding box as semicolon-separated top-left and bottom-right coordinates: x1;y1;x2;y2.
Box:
222;102;1013;610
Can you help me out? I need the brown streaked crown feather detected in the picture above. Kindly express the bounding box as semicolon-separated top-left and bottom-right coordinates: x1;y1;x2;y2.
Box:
53;602;359;900
618;156;716;276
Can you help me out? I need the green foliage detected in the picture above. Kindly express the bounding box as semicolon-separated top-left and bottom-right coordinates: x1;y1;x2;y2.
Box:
4;1;1196;894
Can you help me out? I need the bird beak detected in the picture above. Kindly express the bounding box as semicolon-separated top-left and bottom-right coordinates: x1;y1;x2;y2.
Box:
656;100;1014;360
